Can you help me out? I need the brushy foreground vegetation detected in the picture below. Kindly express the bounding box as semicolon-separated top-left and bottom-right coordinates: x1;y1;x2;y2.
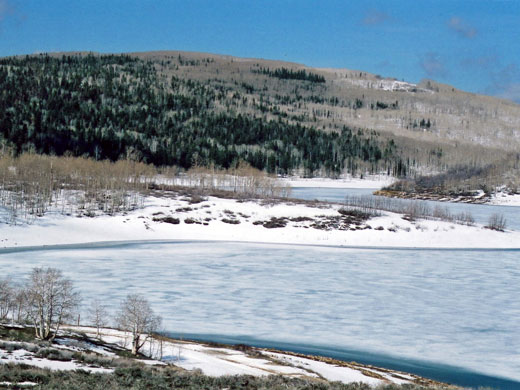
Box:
0;324;457;390
0;325;457;390
0;364;458;390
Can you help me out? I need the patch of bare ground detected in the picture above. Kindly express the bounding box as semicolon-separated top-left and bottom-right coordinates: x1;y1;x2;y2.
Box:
374;189;490;204
252;208;373;231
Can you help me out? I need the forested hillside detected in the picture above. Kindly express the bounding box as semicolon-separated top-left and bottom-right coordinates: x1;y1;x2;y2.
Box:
0;54;408;177
0;50;519;192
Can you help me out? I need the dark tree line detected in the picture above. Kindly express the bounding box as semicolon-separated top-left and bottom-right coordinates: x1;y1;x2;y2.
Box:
252;66;326;83
0;54;408;177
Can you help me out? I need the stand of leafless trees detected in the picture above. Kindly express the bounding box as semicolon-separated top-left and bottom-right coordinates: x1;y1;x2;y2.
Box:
159;161;292;198
0;154;155;224
344;195;478;226
1;269;163;357
0;154;291;225
26;268;81;341
0;268;80;341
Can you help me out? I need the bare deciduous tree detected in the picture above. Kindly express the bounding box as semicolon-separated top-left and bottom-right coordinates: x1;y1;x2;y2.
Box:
88;299;110;339
0;278;14;321
116;294;162;355
12;287;29;324
26;267;81;340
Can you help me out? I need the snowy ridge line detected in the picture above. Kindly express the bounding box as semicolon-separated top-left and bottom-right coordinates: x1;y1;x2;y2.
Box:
1;239;520;255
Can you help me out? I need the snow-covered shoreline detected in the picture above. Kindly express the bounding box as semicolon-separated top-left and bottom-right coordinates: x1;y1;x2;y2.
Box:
62;326;440;387
0;323;442;387
2;190;519;250
281;175;396;189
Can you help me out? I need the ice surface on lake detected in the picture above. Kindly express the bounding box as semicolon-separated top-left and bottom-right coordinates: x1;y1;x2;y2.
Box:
2;242;520;381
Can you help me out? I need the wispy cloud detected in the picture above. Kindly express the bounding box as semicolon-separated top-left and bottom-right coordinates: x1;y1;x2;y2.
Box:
460;54;498;70
448;17;477;39
486;63;520;103
419;53;447;78
362;9;390;26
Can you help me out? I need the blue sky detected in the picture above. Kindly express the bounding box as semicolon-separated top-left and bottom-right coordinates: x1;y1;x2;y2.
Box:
1;0;519;102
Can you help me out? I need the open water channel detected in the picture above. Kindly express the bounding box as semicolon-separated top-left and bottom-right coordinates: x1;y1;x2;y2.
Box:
2;188;519;389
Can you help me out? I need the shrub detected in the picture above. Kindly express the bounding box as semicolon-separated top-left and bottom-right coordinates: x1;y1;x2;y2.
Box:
338;208;372;220
152;216;180;224
189;194;206;204
262;217;288;228
486;213;507;231
35;348;73;361
221;218;240;224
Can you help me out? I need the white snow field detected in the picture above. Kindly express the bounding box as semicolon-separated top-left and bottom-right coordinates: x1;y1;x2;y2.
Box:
2;191;520;249
490;191;520;207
